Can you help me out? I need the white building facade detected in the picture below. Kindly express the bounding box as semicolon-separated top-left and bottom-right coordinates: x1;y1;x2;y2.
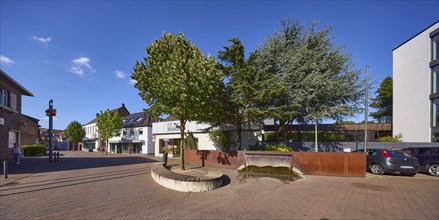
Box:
152;116;261;157
108;112;159;154
82;120;100;151
393;21;439;142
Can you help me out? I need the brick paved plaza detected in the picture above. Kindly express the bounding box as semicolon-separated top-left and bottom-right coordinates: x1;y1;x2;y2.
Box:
1;151;438;219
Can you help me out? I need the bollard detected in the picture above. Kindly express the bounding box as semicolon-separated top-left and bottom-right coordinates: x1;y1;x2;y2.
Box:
57;151;60;162
3;161;8;179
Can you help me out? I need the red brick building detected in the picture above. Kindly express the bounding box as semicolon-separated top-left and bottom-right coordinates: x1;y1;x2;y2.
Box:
20;114;40;145
0;69;34;161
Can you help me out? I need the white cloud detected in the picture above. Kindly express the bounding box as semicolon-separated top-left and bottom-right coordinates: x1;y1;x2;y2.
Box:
129;79;137;85
0;55;15;65
115;70;126;79
69;56;95;77
32;36;52;45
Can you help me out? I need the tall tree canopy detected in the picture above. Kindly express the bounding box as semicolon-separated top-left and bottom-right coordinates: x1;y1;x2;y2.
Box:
256;19;364;145
370;76;392;123
64;120;85;144
96;109;123;154
132;33;223;169
217;37;266;150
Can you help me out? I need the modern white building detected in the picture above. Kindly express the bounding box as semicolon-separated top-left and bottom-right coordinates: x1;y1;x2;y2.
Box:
152;116;261;157
393;20;439;142
108;112;160;154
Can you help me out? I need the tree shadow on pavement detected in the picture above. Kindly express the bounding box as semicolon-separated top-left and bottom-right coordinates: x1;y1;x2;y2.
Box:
0;154;159;176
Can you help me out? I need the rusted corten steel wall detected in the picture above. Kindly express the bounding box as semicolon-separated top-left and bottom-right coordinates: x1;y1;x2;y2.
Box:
184;150;246;170
184;150;366;177
292;152;366;177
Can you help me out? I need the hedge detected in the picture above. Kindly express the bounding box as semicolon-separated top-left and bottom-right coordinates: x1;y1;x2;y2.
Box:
22;144;47;156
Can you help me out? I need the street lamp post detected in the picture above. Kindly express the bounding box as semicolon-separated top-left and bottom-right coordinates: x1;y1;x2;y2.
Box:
364;66;369;153
48;99;53;162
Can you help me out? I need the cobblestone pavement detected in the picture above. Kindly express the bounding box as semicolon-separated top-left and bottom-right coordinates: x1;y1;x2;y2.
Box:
1;151;438;219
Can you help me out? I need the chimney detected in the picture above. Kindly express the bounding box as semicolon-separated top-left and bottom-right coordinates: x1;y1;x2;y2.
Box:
122;103;125;108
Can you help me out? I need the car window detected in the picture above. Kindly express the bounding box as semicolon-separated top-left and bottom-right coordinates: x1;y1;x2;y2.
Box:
418;148;433;155
389;150;412;157
366;150;375;156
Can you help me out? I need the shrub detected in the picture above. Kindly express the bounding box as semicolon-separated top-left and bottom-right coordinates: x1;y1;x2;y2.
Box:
22;144;46;156
264;143;293;152
208;130;234;151
377;133;403;142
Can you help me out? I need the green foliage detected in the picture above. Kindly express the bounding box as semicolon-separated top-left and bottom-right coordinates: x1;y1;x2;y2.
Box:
208;130;234;151
64;120;85;143
370;76;392;123
22;144;46;156
185;131;198;150
96;109;123;153
377;133;402;142
132;32;224;169
217;37;266;150
264;143;293;152
256;19;363;127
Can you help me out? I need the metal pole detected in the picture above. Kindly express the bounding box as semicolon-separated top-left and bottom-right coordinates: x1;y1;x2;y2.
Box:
3;161;7;179
49;99;53;162
314;122;318;152
364;66;369;153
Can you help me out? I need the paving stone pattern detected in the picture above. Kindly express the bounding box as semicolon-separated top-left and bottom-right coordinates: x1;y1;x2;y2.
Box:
0;151;438;219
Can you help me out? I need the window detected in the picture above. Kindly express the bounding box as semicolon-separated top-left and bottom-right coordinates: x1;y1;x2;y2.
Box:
123;129;127;135
433;98;439;127
136;117;143;122
433;66;439;94
0;88;10;108
130;128;134;135
433;34;439;61
139;128;143;135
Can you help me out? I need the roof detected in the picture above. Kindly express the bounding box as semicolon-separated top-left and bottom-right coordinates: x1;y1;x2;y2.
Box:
0;69;34;96
22;114;40;125
123;112;162;128
162;115;179;122
393;20;439;51
82;103;129;126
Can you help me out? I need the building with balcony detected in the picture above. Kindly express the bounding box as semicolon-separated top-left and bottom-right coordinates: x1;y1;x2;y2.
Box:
108;112;161;154
0;69;34;161
393;20;439;142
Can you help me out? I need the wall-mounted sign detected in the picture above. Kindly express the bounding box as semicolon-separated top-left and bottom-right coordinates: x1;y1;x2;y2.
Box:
166;122;180;132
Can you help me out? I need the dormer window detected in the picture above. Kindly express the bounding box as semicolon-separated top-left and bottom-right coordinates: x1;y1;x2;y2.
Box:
136;117;143;122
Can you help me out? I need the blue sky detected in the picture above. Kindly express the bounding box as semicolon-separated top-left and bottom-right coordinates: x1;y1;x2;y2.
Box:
1;0;438;129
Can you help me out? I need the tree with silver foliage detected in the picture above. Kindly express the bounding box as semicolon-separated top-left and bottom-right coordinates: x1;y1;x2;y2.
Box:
256;19;364;150
132;33;224;170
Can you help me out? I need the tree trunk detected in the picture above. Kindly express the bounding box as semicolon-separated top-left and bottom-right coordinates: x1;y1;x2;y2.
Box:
180;119;185;170
236;124;242;151
106;139;109;155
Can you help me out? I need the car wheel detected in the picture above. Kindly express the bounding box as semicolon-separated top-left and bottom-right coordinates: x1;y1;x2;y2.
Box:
427;164;439;176
401;172;416;177
370;164;384;175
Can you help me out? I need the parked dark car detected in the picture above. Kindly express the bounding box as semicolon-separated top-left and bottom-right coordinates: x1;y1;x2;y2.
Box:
353;149;420;176
402;147;439;176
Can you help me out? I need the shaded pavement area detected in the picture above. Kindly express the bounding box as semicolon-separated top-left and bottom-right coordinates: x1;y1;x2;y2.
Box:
1;151;438;219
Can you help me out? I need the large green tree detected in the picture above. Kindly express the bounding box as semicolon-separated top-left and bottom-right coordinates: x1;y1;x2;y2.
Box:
370;76;392;123
256;19;364;150
132;33;223;169
64;120;85;148
96;109;123;155
217;37;267;150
